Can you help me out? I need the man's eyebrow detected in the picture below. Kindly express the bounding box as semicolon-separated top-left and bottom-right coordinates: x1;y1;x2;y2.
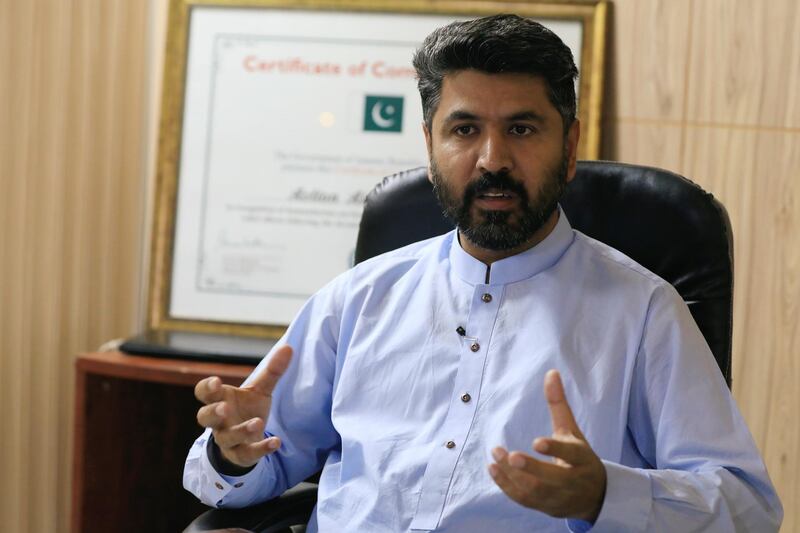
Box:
440;110;548;124
507;111;547;123
441;110;480;123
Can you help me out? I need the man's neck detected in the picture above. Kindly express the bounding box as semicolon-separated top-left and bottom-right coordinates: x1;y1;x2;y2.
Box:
458;210;560;266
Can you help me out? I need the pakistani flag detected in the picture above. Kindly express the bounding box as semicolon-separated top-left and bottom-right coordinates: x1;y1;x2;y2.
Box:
363;95;404;133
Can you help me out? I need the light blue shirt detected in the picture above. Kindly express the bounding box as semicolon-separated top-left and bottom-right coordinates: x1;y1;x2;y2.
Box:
184;211;782;532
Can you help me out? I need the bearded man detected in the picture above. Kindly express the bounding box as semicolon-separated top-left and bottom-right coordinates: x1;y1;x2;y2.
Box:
185;14;782;532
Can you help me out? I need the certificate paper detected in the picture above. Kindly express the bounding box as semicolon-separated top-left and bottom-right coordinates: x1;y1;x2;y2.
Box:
167;7;584;327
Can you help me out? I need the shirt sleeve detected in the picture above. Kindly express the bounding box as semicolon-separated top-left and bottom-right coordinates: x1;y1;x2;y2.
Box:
183;277;345;508
576;283;783;532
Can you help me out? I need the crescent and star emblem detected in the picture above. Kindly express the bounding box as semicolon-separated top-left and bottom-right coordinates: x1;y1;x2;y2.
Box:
370;101;396;129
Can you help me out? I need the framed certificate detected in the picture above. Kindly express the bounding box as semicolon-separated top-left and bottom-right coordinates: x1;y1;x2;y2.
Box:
149;0;608;338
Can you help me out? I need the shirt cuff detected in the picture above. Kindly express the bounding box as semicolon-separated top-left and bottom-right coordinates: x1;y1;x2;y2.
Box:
572;460;651;533
200;434;270;507
566;518;593;532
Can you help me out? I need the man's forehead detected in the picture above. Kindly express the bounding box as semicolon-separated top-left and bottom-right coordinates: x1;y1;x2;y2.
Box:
435;70;555;121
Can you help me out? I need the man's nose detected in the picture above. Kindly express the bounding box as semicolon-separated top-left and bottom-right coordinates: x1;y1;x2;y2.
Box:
476;131;513;174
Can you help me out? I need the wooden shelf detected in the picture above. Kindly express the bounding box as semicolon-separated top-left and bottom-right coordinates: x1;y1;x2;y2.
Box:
71;351;255;533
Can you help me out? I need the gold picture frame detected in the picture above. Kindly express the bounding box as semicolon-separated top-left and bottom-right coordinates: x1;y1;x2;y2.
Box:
149;0;608;339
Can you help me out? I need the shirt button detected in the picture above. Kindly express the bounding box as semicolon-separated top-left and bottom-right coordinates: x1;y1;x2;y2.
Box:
446;440;456;449
481;293;492;303
461;393;471;403
214;482;224;490
234;482;244;488
470;342;480;352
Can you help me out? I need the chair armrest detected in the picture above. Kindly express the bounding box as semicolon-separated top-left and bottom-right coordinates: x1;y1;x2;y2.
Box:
183;482;318;533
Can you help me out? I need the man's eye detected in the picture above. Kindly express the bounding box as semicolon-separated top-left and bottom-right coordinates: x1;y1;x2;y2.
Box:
453;125;476;136
509;125;535;136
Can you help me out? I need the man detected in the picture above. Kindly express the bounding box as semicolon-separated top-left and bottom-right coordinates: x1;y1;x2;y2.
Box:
185;15;783;532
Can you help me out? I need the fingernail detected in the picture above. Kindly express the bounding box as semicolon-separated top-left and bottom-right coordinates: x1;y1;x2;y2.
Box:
509;454;525;468
267;438;280;450
534;439;548;453
209;378;220;391
247;419;259;431
488;464;498;478
491;447;507;462
215;403;225;416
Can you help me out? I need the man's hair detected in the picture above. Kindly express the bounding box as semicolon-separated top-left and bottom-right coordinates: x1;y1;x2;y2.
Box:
412;14;578;134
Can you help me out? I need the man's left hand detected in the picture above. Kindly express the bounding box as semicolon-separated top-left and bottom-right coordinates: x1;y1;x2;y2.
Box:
489;369;607;523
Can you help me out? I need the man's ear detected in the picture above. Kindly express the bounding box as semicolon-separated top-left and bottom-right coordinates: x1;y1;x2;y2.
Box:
564;119;581;183
423;121;434;183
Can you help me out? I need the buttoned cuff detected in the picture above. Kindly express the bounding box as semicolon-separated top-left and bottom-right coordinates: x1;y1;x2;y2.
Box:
200;435;268;507
569;460;651;533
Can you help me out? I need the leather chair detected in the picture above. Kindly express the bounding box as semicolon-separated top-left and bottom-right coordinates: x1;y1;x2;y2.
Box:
184;160;734;533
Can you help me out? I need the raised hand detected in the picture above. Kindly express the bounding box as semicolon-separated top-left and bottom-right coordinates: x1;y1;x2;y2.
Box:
194;345;293;468
489;369;607;522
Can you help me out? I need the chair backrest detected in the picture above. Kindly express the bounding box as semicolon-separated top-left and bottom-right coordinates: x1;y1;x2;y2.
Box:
354;161;734;386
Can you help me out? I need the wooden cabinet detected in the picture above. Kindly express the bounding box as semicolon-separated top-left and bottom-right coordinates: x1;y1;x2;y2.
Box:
71;351;255;533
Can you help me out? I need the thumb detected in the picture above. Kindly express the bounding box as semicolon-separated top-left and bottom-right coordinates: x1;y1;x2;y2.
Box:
543;369;583;439
248;344;293;394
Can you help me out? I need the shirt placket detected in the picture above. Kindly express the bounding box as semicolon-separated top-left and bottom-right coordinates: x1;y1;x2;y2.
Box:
410;283;502;531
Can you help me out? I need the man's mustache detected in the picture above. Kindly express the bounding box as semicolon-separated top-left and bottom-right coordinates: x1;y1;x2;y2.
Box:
463;171;529;204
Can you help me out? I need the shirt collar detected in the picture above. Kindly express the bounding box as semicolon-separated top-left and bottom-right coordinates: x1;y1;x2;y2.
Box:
448;207;575;286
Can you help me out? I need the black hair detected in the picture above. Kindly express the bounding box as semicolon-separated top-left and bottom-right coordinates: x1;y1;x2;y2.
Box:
412;14;578;134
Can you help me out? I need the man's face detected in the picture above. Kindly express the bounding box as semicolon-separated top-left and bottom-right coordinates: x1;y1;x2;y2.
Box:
424;70;579;253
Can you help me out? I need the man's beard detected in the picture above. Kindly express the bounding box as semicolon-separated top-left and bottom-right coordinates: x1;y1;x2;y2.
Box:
430;153;569;251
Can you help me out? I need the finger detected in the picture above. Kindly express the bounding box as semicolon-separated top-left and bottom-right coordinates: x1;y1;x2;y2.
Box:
223;436;282;467
248;345;293;395
493;447;566;485
196;401;228;429
543;370;583;438
194;375;224;404
214;417;265;449
488;461;528;504
533;436;589;466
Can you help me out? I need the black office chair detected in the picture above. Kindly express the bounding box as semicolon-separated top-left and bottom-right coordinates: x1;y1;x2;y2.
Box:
184;161;734;533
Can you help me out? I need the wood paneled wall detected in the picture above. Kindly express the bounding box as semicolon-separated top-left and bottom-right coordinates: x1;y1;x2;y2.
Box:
605;0;800;529
0;1;151;531
0;0;797;531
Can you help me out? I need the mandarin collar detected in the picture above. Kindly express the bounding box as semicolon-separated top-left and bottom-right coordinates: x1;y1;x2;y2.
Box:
448;207;575;286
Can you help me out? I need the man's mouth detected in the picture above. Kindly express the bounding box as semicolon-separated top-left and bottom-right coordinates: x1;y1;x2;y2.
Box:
474;189;518;209
478;191;516;199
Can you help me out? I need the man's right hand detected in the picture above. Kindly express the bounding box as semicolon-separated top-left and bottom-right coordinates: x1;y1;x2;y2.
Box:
194;345;293;468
